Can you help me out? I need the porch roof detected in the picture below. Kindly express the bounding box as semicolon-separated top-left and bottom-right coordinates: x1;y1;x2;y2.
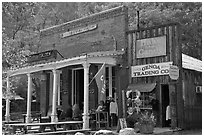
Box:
7;50;125;77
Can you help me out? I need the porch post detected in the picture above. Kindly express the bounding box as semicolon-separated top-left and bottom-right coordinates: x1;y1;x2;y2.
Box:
109;66;112;97
5;76;10;122
57;71;61;106
82;62;90;129
26;73;32;123
51;69;58;122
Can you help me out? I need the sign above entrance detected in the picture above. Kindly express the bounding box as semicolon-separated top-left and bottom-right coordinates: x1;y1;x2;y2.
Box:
61;24;98;38
169;65;179;80
27;50;57;63
131;62;173;77
136;35;166;58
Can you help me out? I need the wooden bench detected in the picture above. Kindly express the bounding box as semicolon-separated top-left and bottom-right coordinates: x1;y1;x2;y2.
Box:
5;121;83;134
22;113;42;123
2;121;22;124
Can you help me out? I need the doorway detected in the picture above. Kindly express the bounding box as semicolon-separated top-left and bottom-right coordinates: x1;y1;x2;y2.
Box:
72;68;84;110
161;84;170;127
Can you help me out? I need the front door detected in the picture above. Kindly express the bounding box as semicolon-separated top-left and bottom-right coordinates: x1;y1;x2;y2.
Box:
161;84;170;127
72;68;84;110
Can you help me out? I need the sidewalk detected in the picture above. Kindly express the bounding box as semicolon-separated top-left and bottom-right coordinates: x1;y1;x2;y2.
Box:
153;127;202;135
153;127;173;134
111;127;202;135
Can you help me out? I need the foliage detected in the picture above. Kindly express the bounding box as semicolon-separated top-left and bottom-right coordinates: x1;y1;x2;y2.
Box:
139;111;156;125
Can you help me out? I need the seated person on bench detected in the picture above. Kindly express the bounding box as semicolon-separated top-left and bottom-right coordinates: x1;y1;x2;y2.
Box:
72;104;82;121
59;105;73;121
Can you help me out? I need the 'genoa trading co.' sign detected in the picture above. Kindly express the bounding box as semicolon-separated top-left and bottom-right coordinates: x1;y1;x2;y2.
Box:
136;35;166;58
131;62;173;77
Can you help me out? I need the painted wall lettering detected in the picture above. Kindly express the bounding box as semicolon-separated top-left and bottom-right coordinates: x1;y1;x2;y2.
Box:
61;24;98;38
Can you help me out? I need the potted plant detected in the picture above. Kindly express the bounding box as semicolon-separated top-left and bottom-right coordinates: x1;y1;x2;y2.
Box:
138;110;156;134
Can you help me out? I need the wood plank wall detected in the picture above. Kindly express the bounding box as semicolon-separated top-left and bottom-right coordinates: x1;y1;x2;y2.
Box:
127;23;180;85
182;69;202;129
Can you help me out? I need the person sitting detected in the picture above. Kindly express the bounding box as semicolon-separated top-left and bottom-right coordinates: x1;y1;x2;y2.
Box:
96;100;106;112
72;104;82;129
59;105;73;121
96;100;107;122
72;104;82;121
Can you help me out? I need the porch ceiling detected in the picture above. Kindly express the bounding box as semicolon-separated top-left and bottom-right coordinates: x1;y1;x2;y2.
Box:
7;50;125;77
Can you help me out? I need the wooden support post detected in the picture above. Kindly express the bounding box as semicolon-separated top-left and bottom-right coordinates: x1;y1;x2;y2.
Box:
5;76;10;122
26;73;32;123
51;69;58;122
169;82;177;129
109;66;112;97
82;62;90;129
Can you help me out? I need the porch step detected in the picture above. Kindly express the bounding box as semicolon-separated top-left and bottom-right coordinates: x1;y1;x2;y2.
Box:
33;129;91;135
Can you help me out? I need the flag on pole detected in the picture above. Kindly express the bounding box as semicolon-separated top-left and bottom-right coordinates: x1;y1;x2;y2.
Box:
95;63;106;102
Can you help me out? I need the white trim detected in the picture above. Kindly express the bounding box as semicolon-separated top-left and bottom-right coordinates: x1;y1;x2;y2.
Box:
26;73;32;123
72;67;83;71
8;53;120;77
8;56;87;77
109;66;112;97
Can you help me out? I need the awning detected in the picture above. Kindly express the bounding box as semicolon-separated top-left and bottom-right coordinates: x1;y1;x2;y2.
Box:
126;83;156;93
6;50;125;77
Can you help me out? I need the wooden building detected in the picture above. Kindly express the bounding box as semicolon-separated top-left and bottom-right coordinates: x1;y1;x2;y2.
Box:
5;6;129;129
127;23;202;129
5;6;201;130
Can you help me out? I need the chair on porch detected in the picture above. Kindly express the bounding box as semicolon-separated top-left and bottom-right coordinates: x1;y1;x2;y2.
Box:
40;106;52;123
58;105;73;130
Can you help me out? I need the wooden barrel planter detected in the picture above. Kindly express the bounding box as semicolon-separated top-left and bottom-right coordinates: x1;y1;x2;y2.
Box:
139;122;154;134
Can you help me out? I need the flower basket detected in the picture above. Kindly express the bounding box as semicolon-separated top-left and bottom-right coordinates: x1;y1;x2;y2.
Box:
139;122;154;134
138;111;156;134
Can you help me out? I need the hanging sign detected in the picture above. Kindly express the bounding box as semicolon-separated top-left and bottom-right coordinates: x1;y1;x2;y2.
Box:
131;62;173;77
62;24;97;38
136;35;166;58
169;65;179;80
